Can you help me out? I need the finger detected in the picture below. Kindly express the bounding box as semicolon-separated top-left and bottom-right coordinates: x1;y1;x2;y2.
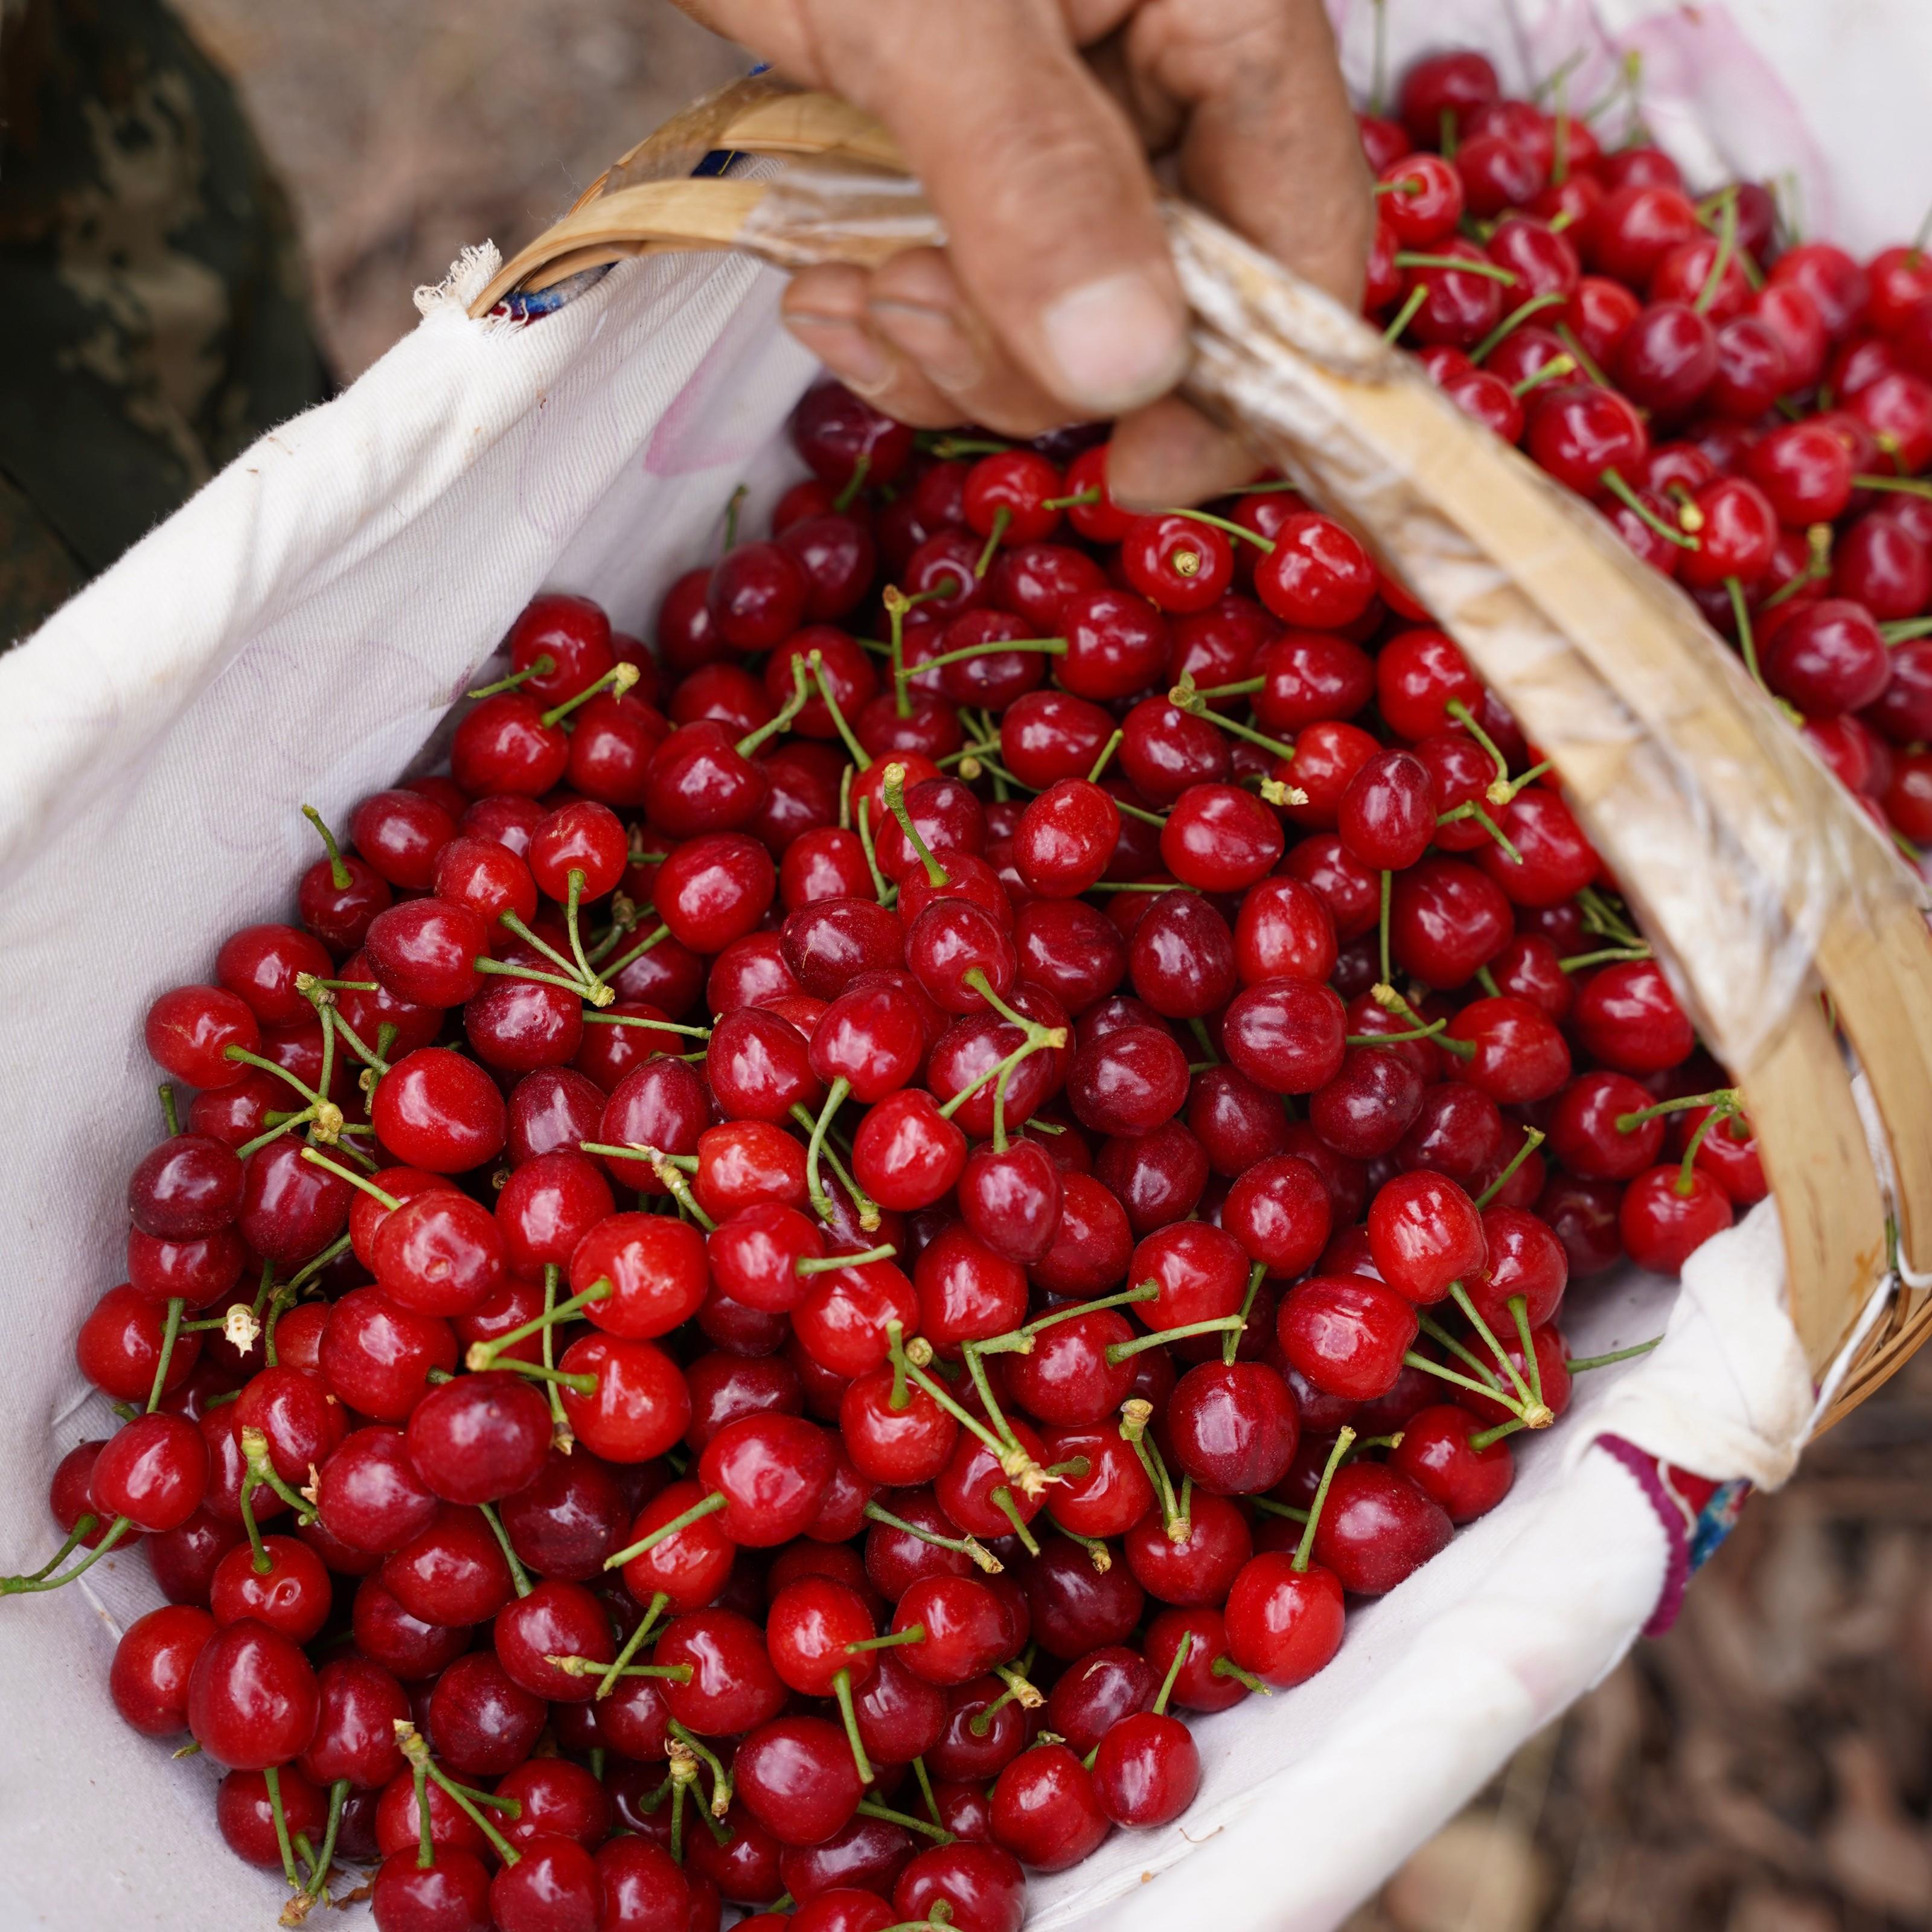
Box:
865;250;1073;440
1108;396;1265;511
810;0;1190;419
781;267;965;430
1124;0;1373;307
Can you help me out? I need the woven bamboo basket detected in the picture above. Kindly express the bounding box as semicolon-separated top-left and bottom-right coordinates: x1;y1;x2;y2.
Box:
473;79;1932;1438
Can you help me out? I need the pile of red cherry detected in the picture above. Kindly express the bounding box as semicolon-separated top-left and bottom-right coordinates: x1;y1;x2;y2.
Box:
13;40;1923;1932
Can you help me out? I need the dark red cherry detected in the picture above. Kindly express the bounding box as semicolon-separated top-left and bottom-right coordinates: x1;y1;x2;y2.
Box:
1123;1491;1252;1607
1391;1404;1515;1522
1223;976;1346;1095
892;1842;1027;1932
1167;1360;1299;1496
988;1742;1108;1872
1310;1462;1454;1594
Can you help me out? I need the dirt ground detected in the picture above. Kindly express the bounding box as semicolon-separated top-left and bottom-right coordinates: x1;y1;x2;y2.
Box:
173;0;746;379
1347;1349;1932;1932
167;4;1932;1925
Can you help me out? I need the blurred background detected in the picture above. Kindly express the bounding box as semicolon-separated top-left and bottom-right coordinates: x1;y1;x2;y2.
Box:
111;4;1932;1927
172;0;746;378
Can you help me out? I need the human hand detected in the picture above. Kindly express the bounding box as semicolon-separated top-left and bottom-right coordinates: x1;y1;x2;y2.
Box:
668;0;1371;505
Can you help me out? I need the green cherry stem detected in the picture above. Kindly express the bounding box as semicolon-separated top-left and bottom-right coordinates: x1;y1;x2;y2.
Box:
1566;1337;1664;1373
1086;729;1124;783
1471;290;1569;363
1600;467;1700;549
1474;1127;1546;1209
223;1046;324;1107
831;1667;875;1783
396;1725;521;1863
1447;1282;1547;1422
667;1720;734;1819
301;805;353;892
811;649;878;770
1168;683;1294;761
735;654;811;757
1553;321;1610;388
0;1514;132;1595
604;1491;726;1571
146;1298;186;1413
598;921;672;985
596;1591;670;1699
539;660;640;730
539;1265;569;1447
1226;1261;1265;1368
881;763;948;887
263;1764;301;1889
1105;1316;1245;1363
478;1502;532;1598
1294;1428;1356;1572
1393;251;1517;284
1613;1087;1738;1133
1382;284;1429;344
862;1501;1002;1573
466;653;555;699
1509;1296;1546;1407
856;1799;954;1844
298;1147;400;1210
1695;187;1739;314
787;1103;883;1233
1436;799;1524;865
1509;354;1578;400
796;1243;897;1276
805;1077;853;1224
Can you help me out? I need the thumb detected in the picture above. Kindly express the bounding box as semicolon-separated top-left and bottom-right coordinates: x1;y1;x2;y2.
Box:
827;1;1190;418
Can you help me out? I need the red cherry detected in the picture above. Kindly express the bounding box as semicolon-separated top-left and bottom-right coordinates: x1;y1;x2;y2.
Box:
1224;1548;1346;1688
91;1411;208;1532
892;1843;1027;1932
1392;1404;1517;1521
1378;152;1463;245
145;985;261;1090
315;1426;440;1554
187;1616;319;1768
1166;1360;1299;1495
1526;384;1648;497
1122;513;1233;613
1309;1462;1453;1594
109;1603;216;1736
1252;514;1377;629
1276;1275;1418;1400
1223;976;1346;1095
1572;959;1695;1073
210;1534;331;1642
405;1372;551;1505
1123;1490;1252;1607
1057;589;1171;701
382;1504;515;1626
988;1742;1108;1872
1223;1154;1333;1276
1620;1164;1736;1272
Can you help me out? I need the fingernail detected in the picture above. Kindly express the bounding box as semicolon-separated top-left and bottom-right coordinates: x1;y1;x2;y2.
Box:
1037;270;1189;415
784;313;894;394
868;298;983;394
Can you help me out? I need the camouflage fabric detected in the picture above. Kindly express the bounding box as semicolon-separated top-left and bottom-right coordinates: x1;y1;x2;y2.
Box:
0;0;330;647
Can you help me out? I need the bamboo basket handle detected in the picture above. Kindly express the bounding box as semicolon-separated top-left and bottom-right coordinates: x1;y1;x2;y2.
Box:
471;86;1932;1407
